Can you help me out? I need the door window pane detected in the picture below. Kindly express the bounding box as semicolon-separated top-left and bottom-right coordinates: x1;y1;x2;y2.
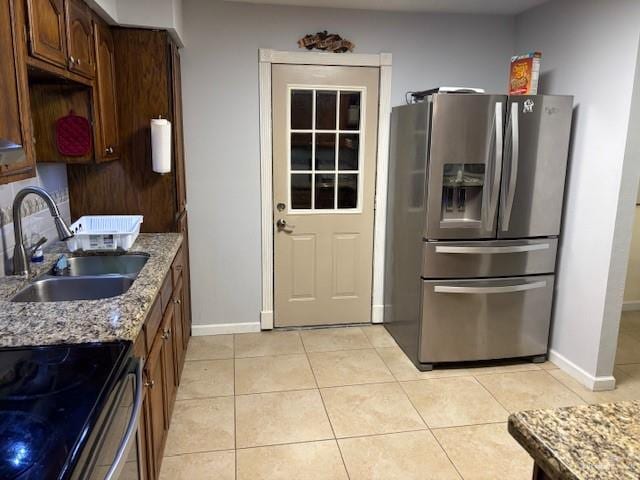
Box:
338;174;358;209
291;90;312;129
291;133;312;170
291;174;312;209
315;173;335;209
315;133;336;170
338;134;359;170
316;91;337;130
339;91;361;130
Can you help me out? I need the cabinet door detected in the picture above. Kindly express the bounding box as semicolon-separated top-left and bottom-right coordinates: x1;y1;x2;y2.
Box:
146;334;166;478
0;0;36;183
170;42;187;214
93;21;119;161
177;211;192;349
172;276;185;380
161;305;176;421
25;0;67;68
65;0;95;77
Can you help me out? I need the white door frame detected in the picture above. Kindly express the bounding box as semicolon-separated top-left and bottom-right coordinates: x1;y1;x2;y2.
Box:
259;48;393;330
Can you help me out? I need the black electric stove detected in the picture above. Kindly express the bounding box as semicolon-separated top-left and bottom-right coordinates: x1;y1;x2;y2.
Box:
0;342;130;480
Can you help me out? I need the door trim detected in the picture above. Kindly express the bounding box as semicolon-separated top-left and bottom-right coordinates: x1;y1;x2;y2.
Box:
258;49;392;330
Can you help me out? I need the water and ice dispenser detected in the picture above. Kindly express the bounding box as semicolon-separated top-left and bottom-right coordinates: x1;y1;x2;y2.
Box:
441;163;485;225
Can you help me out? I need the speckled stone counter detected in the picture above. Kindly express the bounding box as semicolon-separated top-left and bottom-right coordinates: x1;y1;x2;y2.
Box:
508;401;640;480
0;233;182;347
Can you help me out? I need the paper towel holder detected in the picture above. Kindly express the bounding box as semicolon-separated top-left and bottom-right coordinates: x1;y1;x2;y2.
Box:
151;115;172;175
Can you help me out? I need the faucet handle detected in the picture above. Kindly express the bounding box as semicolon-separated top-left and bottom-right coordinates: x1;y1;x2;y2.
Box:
28;236;47;257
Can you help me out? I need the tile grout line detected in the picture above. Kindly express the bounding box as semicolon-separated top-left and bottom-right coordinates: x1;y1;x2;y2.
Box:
232;334;238;480
301;330;352;480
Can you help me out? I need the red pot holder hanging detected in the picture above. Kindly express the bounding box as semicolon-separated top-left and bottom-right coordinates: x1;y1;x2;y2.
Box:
56;110;92;157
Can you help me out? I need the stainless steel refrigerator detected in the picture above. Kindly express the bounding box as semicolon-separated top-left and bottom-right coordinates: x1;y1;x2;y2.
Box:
383;92;573;370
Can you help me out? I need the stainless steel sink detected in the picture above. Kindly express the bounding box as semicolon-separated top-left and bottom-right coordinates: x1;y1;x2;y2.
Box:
53;254;150;277
11;275;135;302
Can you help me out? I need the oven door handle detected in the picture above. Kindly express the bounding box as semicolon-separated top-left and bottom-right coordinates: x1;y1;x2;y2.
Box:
105;358;144;480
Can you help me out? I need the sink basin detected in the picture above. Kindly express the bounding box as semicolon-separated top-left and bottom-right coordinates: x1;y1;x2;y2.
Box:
11;276;134;302
53;254;149;277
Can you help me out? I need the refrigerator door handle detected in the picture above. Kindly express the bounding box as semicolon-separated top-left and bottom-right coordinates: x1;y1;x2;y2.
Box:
433;280;547;294
485;102;503;232
434;243;550;254
501;102;519;231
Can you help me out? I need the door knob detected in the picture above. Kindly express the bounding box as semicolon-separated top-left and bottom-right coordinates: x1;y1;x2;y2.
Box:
276;219;295;232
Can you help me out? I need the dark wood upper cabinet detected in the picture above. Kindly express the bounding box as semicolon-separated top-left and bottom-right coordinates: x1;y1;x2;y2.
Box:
65;0;94;78
0;0;36;183
93;20;119;161
25;0;67;68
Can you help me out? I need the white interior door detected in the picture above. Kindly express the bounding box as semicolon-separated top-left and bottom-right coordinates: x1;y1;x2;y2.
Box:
272;64;380;327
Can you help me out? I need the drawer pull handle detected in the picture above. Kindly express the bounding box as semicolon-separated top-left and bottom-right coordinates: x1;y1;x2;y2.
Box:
434;281;547;295
162;328;171;339
145;379;155;388
434;244;549;254
174;298;181;304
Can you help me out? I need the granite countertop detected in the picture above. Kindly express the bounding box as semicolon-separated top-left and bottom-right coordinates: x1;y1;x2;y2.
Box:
0;233;182;348
508;401;640;479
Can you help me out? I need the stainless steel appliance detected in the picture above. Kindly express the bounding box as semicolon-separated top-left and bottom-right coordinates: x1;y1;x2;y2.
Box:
383;92;573;370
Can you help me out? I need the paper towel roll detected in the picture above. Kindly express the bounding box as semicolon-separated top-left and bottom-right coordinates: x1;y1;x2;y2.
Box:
151;118;172;173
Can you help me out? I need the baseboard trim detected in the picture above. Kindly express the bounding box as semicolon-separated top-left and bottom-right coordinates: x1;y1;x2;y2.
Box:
371;304;384;324
192;322;261;336
623;300;640;311
548;349;616;391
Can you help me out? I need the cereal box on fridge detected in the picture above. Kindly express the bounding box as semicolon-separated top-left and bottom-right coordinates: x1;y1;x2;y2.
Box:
509;52;541;95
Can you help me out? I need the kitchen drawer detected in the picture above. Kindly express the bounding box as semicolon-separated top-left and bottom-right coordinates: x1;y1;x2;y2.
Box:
419;275;553;363
171;246;185;286
160;273;173;313
422;238;557;278
145;296;163;351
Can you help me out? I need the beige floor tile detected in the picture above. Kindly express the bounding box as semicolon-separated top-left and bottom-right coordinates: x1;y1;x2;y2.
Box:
159;450;235;480
236;440;348;480
401;377;508;428
321;382;425;437
468;362;541;376
301;327;372;352
177;359;234;400
620;311;640;341
308;349;394;387
476;370;584;412
434;423;532;480
235;389;333;448
615;334;640;364
339;430;460;480
186;335;233;361
360;325;397;348
376;347;471;381
539;360;560;370
549;366;640;403
235;354;316;394
164;397;235;456
235;331;304;358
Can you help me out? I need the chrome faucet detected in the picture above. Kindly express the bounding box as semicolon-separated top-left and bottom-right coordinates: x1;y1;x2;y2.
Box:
12;187;74;276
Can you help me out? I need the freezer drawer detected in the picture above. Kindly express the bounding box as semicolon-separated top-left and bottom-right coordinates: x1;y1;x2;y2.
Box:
422;238;558;278
419;275;553;363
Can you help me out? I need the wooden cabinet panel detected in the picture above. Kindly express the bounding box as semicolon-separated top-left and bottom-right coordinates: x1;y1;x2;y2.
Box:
144;297;163;352
178;212;192;347
146;333;166;478
65;0;94;78
161;305;176;421
93;20;118;161
25;0;67;68
0;0;36;183
172;276;185;380
170;42;187;214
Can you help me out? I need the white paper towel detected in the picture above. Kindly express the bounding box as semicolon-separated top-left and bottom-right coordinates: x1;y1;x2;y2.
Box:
151;118;172;173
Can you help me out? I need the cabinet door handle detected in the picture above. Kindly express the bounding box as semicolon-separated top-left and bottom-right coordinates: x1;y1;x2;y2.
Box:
69;55;75;68
174;298;181;304
144;379;155;388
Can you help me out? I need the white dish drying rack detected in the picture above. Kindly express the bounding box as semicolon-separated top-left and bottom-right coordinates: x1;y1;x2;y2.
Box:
65;215;143;252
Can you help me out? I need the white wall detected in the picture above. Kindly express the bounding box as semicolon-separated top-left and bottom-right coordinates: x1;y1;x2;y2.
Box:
515;0;640;386
180;0;515;329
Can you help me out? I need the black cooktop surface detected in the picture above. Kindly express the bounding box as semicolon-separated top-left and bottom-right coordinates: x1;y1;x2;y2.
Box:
0;342;128;480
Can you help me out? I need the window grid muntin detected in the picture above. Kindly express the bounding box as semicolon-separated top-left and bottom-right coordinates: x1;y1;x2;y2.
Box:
287;86;364;214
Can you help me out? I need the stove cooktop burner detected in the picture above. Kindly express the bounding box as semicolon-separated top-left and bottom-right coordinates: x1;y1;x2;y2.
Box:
0;348;98;400
0;411;52;479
